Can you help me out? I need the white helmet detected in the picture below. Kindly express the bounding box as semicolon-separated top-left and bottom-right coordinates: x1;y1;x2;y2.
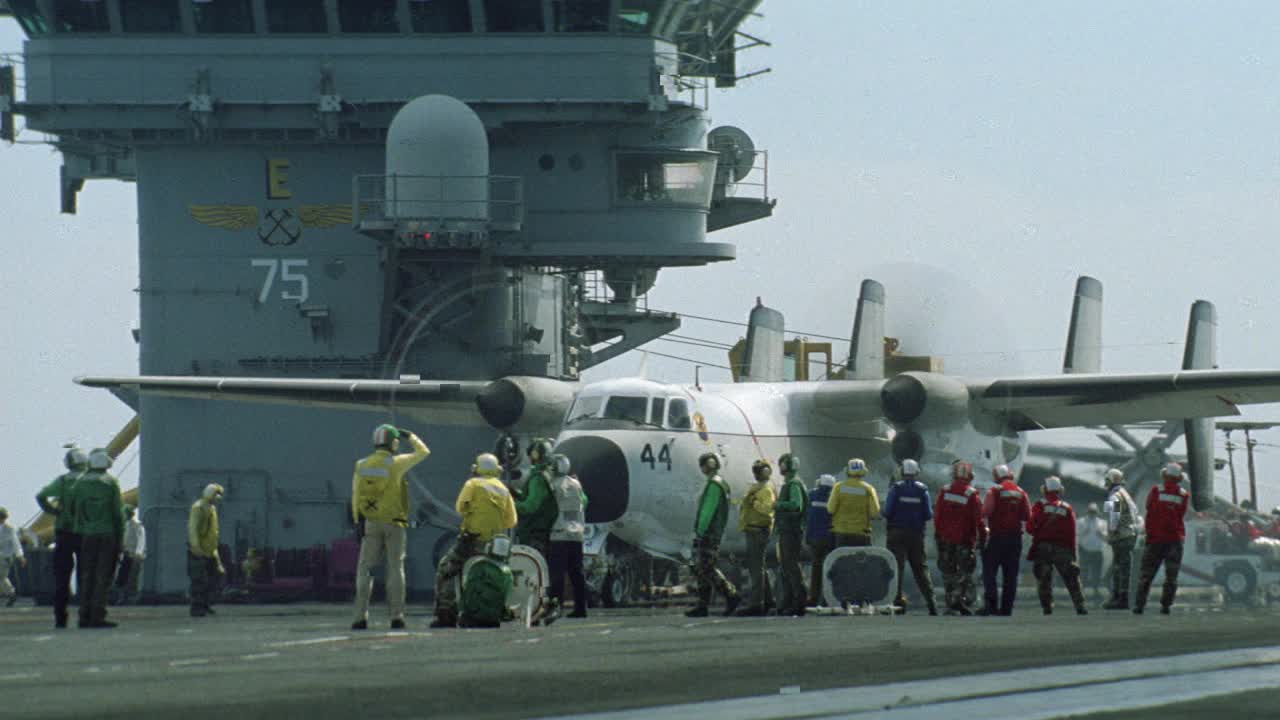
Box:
474;453;502;476
64;447;89;470
1104;468;1125;486
900;459;920;478
845;458;869;479
1043;476;1064;493
551;453;571;476
1162;462;1183;481
203;483;225;501
87;448;113;470
817;474;837;488
992;464;1014;482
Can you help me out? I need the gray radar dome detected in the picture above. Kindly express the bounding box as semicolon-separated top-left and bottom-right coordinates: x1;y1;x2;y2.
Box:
386;94;489;222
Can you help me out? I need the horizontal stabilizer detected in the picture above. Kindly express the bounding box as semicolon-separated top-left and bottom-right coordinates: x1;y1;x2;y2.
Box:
847;279;885;381
1063;276;1103;374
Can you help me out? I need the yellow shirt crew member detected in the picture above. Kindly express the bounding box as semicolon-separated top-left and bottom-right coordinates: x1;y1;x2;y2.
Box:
351;428;430;527
828;458;880;546
457;473;519;541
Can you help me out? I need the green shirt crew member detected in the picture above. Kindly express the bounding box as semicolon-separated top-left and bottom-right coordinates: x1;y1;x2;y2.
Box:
686;453;740;618
773;453;811;616
514;438;558;558
35;446;89;628
68;449;125;629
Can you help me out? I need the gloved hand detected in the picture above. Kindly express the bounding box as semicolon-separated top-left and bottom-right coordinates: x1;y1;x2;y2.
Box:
398;428;415;439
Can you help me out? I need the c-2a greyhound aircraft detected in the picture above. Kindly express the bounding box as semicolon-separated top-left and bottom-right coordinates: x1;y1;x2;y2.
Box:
79;276;1280;591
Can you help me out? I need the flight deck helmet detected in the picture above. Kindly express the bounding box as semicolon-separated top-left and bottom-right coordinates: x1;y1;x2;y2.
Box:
992;465;1014;483
372;424;400;451
900;459;920;479
550;453;571;476
751;459;772;481
845;458;868;479
527;438;554;466
1043;476;1064;494
88;448;113;471
474;453;503;477
952;461;974;483
1162;463;1184;482
1105;468;1126;486
698;453;721;475
64;446;88;471
778;453;799;476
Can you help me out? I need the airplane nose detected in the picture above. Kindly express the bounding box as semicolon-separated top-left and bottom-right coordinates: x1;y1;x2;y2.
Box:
555;436;628;523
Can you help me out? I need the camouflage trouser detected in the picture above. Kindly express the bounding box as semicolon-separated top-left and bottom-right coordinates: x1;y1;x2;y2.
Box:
434;533;483;621
1108;537;1136;601
692;539;737;609
1134;541;1183;611
1032;544;1086;612
935;538;975;611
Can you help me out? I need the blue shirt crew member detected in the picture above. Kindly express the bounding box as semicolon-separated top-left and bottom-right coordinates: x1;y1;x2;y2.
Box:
881;459;938;614
805;474;837;606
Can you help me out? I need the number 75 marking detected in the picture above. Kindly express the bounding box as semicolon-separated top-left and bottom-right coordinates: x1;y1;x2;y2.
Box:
251;258;309;304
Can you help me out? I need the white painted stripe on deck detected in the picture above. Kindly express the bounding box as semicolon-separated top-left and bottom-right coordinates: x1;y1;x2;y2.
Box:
241;652;281;661
169;658;210;668
267;635;349;648
0;672;42;682
547;646;1280;720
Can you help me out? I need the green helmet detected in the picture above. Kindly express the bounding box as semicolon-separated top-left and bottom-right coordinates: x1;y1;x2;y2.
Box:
778;453;799;475
372;424;400;449
527;438;554;465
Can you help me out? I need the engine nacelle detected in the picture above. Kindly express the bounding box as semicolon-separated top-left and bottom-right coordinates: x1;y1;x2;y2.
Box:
880;372;971;429
475;376;577;434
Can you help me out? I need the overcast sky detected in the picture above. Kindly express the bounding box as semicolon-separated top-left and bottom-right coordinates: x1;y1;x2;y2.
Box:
4;2;1280;520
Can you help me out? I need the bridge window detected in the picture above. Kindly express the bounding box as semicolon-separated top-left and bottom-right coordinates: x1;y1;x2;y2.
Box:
122;0;181;33
54;0;110;33
410;0;471;32
265;0;327;33
339;0;399;32
602;396;648;424
648;397;666;426
617;0;661;34
566;395;603;425
667;398;691;430
615;151;717;207
192;0;255;33
484;0;544;32
552;0;609;32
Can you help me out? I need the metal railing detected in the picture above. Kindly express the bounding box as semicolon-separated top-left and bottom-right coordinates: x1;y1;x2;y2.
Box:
353;174;524;231
714;149;769;202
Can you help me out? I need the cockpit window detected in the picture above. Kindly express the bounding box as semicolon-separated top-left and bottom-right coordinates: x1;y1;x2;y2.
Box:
649;398;666;426
603;396;648;424
667;398;692;430
565;396;603;425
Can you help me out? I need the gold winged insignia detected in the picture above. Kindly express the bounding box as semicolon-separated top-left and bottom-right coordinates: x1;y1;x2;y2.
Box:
188;204;259;231
297;203;353;228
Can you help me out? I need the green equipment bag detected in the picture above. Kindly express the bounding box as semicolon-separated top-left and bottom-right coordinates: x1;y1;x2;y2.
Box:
460;557;513;626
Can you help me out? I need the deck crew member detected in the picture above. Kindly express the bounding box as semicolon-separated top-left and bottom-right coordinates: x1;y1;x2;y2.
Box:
351;424;430;630
980;465;1031;616
1133;463;1190;615
1077;502;1107;603
432;453;518;628
0;507;25;608
882;459;937;615
737;459;776;616
113;505;145;605
514;438;557;561
1102;468;1141;610
805;474;837;606
1028;476;1088;616
934;461;985;616
35;447;88;628
71;449;125;628
828;458;880;547
546;453;589;618
773;453;809;616
685;453;741;618
188;483;225;618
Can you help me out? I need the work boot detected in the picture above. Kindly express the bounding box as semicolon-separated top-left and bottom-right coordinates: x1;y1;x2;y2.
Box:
1132;606;1144;615
1076;607;1089;616
204;606;216;615
927;602;938;616
1160;606;1171;615
1103;596;1129;610
568;608;587;618
55;618;67;629
684;606;710;618
390;619;406;630
976;606;995;617
351;619;368;630
892;595;907;610
1042;607;1053;616
722;594;742;617
190;607;207;618
5;595;15;608
90;620;118;629
735;605;767;617
956;605;972;617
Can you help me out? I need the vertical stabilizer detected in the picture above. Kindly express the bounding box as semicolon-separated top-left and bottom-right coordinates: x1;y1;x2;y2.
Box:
1063;276;1103;374
847;279;886;381
1183;300;1218;510
739;299;786;382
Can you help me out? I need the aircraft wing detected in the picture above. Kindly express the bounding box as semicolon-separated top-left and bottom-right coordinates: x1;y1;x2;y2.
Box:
75;375;489;427
974;370;1280;431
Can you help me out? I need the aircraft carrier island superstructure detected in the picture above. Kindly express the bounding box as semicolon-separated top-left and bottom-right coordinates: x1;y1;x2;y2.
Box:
0;0;773;597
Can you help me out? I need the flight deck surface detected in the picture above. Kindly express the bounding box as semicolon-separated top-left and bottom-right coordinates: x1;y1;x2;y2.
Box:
2;602;1278;719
